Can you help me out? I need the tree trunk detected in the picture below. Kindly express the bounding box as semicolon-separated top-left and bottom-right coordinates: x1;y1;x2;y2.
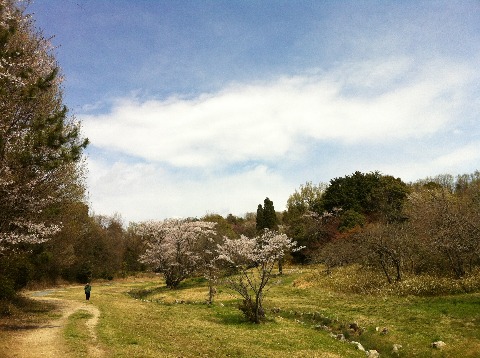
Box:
254;292;264;324
207;281;216;304
379;257;392;284
394;258;402;282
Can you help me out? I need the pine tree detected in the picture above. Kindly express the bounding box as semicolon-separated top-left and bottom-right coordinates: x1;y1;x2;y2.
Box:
0;0;88;297
0;0;88;248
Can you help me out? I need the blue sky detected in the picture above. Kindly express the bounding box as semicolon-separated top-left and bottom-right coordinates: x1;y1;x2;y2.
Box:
28;1;480;223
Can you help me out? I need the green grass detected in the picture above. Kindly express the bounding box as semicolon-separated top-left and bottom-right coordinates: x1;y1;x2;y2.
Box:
65;309;94;355
50;275;364;357
4;267;480;357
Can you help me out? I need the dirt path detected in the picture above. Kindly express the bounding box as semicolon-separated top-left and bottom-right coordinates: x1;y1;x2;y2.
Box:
7;292;104;358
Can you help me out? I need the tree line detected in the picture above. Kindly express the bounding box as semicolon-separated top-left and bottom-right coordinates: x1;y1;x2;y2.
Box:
284;171;480;285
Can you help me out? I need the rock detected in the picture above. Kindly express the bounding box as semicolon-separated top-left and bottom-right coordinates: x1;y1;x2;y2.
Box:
350;341;365;351
335;333;346;341
366;350;379;357
314;324;330;331
431;341;446;349
392;344;402;354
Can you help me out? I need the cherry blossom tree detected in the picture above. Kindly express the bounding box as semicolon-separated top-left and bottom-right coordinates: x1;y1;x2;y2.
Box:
0;0;88;250
137;219;217;288
217;229;301;323
198;236;220;304
360;222;415;283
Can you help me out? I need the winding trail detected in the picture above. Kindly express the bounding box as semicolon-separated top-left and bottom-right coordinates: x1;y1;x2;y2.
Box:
8;291;104;358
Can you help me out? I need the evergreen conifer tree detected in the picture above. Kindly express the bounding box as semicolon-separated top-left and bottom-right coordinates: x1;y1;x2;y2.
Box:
263;197;278;230
256;204;264;231
0;0;88;296
256;198;278;231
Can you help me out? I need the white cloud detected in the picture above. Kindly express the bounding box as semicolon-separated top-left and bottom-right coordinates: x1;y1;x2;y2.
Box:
357;140;480;184
433;143;480;172
82;58;479;221
81;58;472;169
86;158;293;222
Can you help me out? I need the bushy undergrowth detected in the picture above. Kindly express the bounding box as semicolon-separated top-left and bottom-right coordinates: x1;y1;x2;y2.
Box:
295;265;480;296
0;299;15;316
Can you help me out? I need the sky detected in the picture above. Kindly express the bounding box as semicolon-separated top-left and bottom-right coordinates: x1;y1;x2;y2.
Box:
27;0;480;224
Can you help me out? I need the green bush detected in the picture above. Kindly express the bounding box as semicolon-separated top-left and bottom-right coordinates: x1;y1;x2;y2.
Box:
0;253;34;298
0;276;16;301
339;210;366;232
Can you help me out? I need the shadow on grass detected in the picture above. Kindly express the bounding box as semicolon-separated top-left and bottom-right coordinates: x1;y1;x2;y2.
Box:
0;295;57;331
1;295;56;315
0;323;61;331
127;277;209;299
178;277;208;289
210;309;264;327
127;285;168;299
204;301;280;328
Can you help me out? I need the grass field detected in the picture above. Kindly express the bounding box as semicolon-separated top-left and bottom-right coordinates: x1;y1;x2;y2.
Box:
1;266;480;357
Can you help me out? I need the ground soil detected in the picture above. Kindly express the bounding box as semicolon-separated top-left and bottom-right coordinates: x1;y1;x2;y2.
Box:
1;291;104;358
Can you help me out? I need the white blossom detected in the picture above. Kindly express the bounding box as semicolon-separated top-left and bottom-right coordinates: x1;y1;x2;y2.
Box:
136;219;217;288
216;229;301;323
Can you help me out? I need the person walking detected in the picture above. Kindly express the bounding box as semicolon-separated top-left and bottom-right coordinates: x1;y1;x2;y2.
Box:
84;282;92;300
